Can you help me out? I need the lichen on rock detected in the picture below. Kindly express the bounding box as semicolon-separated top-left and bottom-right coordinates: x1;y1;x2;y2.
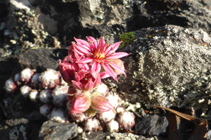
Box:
103;25;211;108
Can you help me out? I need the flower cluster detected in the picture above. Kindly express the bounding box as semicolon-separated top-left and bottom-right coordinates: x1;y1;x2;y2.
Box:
59;36;129;118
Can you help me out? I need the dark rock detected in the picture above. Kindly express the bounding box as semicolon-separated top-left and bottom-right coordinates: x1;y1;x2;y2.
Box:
15;48;67;73
39;120;78;140
189;120;208;140
135;114;169;136
0;2;9;19
0;117;45;140
0;57;15;94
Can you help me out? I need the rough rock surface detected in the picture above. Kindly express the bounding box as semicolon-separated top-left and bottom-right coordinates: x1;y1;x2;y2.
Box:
0;94;46;140
77;131;167;140
15;48;67;72
1;0;211;57
135;114;169;136
104;25;211;108
39;120;78;140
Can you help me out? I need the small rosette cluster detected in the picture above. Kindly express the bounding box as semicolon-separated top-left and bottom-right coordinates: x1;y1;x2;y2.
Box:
5;68;69;123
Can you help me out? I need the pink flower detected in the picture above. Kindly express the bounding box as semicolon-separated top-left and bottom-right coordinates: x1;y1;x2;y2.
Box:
71;37;129;81
59;55;89;85
72;70;101;91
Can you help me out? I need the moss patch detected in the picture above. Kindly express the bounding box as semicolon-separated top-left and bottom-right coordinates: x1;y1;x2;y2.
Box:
119;32;135;49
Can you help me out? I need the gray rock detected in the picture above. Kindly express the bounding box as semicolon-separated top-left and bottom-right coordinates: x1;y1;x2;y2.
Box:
2;0;211;57
135;114;169;136
103;25;211;108
78;131;167;140
78;0;134;35
39;120;78;140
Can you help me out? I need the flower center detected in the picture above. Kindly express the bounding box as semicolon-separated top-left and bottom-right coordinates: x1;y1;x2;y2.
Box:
80;74;94;85
93;51;105;60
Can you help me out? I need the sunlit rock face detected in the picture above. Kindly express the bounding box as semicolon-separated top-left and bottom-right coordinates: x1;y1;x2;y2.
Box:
104;25;211;108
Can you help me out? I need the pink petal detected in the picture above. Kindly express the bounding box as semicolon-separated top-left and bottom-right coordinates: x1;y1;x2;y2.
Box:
84;79;94;90
106;52;129;59
102;63;118;81
105;41;122;56
77;63;89;70
77;70;87;79
74;72;81;82
74;37;88;45
90;71;98;79
87;36;98;49
91;95;114;112
90;71;101;87
74;44;90;55
109;62;126;77
98;37;106;50
72;42;85;56
80;44;91;52
91;62;101;72
71;92;91;115
100;72;110;79
94;74;101;87
79;58;94;63
72;80;84;89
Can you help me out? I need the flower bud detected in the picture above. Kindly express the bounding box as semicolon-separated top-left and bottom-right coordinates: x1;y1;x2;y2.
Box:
91;94;114;113
110;59;125;76
48;108;67;123
5;78;18;93
97;109;116;123
106;120;119;132
93;83;109;97
117;111;135;130
71;91;91;115
39;69;60;89
20;85;32;97
39;104;52;116
39;89;52;103
59;58;76;85
20;68;35;83
84;118;101;132
30;73;41;88
14;73;21;86
29;89;39;102
52;86;68;107
105;92;121;109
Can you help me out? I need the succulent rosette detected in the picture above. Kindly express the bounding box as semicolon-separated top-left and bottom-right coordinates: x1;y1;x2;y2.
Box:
70;37;129;81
